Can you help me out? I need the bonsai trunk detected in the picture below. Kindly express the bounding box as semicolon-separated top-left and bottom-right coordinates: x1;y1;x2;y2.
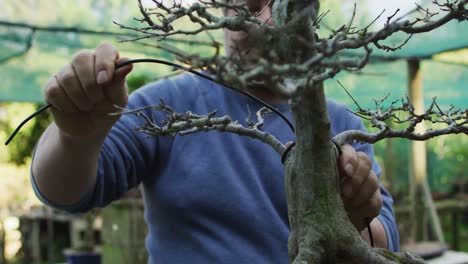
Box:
283;81;424;263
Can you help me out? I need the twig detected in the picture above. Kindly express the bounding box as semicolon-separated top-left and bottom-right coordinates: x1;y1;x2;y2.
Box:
333;96;467;146
113;102;287;155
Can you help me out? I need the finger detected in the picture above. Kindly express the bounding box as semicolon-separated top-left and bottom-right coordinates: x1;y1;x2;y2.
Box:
114;57;133;80
55;64;93;112
350;189;383;220
43;76;79;113
71;49;103;104
346;171;379;208
94;42;119;85
339;144;358;179
103;57;132;107
341;152;372;198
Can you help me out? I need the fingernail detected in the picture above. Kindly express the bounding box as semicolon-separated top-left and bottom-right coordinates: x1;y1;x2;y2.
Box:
345;163;354;177
97;70;108;84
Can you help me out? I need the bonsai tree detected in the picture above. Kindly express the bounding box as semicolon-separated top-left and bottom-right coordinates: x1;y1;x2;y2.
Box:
86;0;468;263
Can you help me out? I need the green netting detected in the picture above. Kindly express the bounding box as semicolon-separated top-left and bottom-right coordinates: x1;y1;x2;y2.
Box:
0;29;220;102
325;59;468;109
0;0;467;103
1;26;466;104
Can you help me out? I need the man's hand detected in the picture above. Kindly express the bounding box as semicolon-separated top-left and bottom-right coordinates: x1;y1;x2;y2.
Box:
43;42;133;140
338;144;383;231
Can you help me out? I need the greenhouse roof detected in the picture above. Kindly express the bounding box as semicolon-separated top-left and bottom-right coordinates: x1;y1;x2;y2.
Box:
0;1;467;106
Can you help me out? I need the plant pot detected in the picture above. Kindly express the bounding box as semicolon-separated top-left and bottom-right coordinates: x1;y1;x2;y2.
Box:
64;248;101;264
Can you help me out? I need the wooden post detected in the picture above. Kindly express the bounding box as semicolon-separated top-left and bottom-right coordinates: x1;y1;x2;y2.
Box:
0;220;4;264
407;59;444;243
383;133;395;193
46;207;55;262
451;210;459;250
31;219;41;263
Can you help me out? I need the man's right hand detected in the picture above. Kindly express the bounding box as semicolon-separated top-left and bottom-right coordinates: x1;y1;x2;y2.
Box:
43;43;133;140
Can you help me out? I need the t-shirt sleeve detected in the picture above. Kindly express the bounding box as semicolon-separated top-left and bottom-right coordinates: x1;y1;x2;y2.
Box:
31;88;160;213
332;101;400;252
88;103;159;210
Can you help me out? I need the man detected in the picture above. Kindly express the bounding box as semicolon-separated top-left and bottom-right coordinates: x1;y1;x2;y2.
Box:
31;1;399;263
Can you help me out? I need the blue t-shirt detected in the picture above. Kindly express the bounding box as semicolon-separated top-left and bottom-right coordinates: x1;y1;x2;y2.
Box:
32;73;399;263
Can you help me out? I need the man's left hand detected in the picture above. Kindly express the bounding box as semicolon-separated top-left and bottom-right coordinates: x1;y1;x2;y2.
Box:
338;144;383;231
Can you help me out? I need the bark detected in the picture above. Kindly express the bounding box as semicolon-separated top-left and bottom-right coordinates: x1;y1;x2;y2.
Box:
276;1;427;262
283;80;426;263
285;80;351;263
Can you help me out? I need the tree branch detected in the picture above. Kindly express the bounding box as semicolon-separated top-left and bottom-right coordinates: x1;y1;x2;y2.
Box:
333;96;468;146
317;0;467;53
0;20;215;46
112;101;287;156
119;0;466;97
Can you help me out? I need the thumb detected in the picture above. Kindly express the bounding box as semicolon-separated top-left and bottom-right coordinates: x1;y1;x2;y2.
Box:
104;58;133;107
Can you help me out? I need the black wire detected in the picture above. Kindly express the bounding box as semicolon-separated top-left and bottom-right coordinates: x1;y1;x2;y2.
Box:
281;142;295;164
365;217;375;247
5;104;50;145
332;139;343;156
5;58;295;145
